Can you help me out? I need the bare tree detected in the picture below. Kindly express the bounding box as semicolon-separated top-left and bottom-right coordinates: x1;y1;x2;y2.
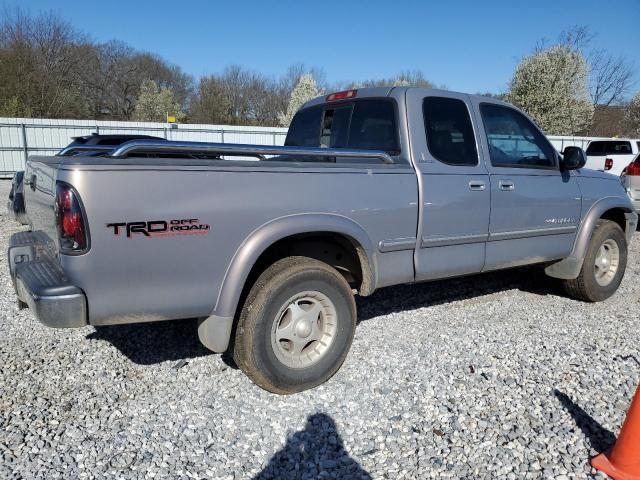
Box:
0;8;88;118
589;49;635;106
77;41;193;120
558;26;635;107
347;70;435;89
189;76;230;124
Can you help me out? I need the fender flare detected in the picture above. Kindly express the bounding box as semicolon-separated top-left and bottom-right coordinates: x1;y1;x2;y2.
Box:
198;213;377;353
545;196;635;280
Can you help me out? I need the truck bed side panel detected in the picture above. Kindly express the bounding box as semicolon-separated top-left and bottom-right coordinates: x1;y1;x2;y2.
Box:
57;165;418;325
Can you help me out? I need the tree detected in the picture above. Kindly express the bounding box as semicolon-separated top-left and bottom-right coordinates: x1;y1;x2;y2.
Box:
0;8;89;118
351;70;434;89
625;91;640;136
132;80;184;122
278;73;319;127
507;45;594;135
79;41;193;120
558;26;635;108
189;76;231;124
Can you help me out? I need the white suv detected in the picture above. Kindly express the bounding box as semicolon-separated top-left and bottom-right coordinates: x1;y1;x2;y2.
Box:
585;139;640;176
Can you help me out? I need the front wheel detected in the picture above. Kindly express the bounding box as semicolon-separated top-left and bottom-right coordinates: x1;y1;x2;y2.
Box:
563;219;628;302
233;256;357;394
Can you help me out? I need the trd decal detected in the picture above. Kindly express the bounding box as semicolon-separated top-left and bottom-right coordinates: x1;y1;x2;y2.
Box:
107;219;210;238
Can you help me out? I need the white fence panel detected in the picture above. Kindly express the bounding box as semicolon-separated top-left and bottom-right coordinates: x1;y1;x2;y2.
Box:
0;117;288;176
0;116;635;176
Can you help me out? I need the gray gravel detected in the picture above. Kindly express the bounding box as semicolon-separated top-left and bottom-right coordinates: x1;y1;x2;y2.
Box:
1;178;639;479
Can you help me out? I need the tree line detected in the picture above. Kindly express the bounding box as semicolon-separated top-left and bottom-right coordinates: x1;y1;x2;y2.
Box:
0;8;638;136
0;9;433;127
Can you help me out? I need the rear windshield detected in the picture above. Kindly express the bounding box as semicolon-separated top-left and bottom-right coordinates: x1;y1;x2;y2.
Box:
586;140;633;155
285;99;400;154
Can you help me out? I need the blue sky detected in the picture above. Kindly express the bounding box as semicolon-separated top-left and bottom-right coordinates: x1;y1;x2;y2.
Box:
6;0;640;94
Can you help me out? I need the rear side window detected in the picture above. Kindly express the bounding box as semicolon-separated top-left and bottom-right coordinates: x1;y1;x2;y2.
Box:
586;141;633;155
348;101;399;152
285;106;322;147
285;99;399;154
423;97;478;166
480;103;555;169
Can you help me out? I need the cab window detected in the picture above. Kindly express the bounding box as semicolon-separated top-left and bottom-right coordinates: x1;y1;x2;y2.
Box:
586;140;633;155
480;103;556;169
285;99;399;154
423;97;478;166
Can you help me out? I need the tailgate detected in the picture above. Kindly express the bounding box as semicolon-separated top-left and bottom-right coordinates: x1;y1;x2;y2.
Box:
584;155;605;172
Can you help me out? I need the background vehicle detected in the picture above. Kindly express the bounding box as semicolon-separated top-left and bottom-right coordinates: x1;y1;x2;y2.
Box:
7;170;26;224
622;153;640;215
8;87;637;394
585;139;640;176
6;134;165;223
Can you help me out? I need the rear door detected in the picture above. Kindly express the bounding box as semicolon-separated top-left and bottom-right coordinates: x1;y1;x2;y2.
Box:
472;101;581;270
406;90;490;281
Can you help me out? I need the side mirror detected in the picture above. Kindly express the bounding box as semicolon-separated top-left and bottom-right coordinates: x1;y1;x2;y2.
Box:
561;146;587;171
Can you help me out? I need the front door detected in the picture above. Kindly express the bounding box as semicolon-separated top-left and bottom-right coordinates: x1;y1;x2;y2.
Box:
406;90;490;281
471;101;582;270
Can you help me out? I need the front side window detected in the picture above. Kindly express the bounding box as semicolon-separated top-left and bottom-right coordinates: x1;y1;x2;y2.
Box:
285;99;399;154
480;103;556;169
423;97;478;166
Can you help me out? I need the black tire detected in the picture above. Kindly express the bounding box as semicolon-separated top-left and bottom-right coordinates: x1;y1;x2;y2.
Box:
563;219;627;302
233;256;357;394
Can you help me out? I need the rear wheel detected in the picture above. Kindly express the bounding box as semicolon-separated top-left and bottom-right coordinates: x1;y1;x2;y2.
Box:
233;256;357;394
563;219;627;302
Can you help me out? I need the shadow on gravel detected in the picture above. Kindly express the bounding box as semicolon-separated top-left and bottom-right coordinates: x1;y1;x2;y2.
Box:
254;413;371;480
85;266;558;366
86;318;215;365
554;389;617;452
357;265;558;322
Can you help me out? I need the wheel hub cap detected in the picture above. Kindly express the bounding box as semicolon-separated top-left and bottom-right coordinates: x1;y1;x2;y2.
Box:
594;238;620;287
295;319;312;338
271;291;338;369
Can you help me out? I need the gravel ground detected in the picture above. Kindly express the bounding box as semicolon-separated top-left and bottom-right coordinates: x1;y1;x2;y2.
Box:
1;179;639;480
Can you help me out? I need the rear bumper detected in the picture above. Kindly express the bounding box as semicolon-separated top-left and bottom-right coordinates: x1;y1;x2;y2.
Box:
8;232;87;328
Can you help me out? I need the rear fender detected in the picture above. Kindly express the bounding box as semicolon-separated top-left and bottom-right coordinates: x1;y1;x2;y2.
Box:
198;213;376;353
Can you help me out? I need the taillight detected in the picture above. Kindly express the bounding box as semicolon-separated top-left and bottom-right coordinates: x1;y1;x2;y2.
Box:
624;162;640;176
604;158;613;171
55;182;88;253
326;89;357;102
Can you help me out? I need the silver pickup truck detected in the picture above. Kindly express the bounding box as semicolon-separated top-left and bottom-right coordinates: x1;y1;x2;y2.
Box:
8;87;638;394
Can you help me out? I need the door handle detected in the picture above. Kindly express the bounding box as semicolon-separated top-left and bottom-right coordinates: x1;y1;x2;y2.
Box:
468;180;486;191
498;180;514;191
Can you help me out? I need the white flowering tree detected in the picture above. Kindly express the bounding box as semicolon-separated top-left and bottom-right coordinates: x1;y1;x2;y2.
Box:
625;91;640;136
278;73;319;127
133;80;185;123
507;46;594;135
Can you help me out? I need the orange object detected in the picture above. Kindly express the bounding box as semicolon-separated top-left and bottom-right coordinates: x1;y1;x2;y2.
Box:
591;383;640;479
